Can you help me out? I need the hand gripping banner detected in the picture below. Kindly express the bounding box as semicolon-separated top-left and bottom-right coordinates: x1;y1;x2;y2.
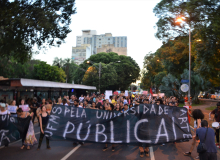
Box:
44;104;192;145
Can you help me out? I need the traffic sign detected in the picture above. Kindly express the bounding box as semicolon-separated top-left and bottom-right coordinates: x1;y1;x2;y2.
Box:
181;79;189;83
181;84;189;92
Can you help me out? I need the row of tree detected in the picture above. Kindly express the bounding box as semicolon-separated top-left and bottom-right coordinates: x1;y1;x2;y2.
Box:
0;52;140;93
142;0;220;102
0;57;76;83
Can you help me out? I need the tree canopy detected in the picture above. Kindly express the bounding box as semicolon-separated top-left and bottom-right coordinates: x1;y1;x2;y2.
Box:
34;61;66;82
0;0;76;63
153;0;220;87
74;52;140;92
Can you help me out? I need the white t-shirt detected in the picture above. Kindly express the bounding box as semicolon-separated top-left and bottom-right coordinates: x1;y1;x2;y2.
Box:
78;105;83;108
79;97;84;101
0;110;10;115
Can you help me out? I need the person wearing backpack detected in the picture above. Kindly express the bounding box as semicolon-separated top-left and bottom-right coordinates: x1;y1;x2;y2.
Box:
209;102;220;147
196;120;217;160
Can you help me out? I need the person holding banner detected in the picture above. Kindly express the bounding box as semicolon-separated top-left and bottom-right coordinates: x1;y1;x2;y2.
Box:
16;108;34;150
37;105;50;150
8;100;17;117
0;103;10;115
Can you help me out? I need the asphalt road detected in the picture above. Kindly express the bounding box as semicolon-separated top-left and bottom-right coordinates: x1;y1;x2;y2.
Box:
0;124;220;160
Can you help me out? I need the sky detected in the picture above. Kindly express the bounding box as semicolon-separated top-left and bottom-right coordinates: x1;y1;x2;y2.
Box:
34;0;162;70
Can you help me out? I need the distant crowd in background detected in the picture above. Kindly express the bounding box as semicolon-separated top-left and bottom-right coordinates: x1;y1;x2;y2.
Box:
0;92;219;160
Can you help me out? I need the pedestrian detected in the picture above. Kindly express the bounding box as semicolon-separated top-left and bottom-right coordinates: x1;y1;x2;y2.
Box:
209;102;220;147
184;109;204;159
196;120;217;160
37;105;50;150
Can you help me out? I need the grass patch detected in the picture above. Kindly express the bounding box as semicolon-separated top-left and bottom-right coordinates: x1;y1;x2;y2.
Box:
205;106;216;111
178;102;204;108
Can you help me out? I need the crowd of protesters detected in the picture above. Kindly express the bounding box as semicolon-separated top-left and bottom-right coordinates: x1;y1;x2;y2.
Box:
0;92;219;160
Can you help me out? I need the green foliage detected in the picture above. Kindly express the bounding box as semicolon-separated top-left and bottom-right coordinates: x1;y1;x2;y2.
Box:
0;0;76;63
82;63;117;92
34;61;66;82
0;57;40;78
52;57;78;83
141;52;164;90
153;0;220;87
159;74;181;97
73;52;140;91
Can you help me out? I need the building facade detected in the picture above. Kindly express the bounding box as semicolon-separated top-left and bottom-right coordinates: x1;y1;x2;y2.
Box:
76;30;127;55
97;44;127;56
72;44;91;65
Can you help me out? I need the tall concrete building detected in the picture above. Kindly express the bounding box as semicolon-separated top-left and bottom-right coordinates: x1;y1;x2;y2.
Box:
76;30;127;55
72;44;91;65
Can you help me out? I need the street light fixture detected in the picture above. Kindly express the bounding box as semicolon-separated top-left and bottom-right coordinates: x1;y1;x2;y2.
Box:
176;17;191;102
86;60;121;94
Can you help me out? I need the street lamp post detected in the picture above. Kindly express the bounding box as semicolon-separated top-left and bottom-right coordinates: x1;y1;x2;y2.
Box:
188;26;191;103
177;17;191;102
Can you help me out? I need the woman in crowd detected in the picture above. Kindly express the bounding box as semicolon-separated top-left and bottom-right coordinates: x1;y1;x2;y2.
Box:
90;102;98;110
184;109;204;159
57;98;62;105
16;108;35;150
46;100;53;113
37;105;50;150
114;103;121;112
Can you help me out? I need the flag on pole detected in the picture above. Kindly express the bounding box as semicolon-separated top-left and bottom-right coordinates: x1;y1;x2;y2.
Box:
150;88;153;95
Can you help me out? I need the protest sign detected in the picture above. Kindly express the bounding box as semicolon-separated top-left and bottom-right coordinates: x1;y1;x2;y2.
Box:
143;91;148;95
19;105;29;112
8;106;17;113
105;90;112;100
125;90;128;97
158;93;165;97
45;104;192;145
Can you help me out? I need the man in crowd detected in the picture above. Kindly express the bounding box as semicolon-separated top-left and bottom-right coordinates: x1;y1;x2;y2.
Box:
70;95;76;104
84;100;91;108
196;120;217;160
30;97;40;124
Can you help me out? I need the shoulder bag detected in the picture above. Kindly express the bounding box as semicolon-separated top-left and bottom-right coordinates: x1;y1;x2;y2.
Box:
197;128;208;153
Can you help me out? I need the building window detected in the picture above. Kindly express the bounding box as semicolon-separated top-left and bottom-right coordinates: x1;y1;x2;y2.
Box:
99;39;101;40
108;38;110;40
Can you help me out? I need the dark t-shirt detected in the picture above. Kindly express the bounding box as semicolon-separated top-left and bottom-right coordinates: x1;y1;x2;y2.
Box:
32;102;40;111
196;127;217;153
211;109;220;122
